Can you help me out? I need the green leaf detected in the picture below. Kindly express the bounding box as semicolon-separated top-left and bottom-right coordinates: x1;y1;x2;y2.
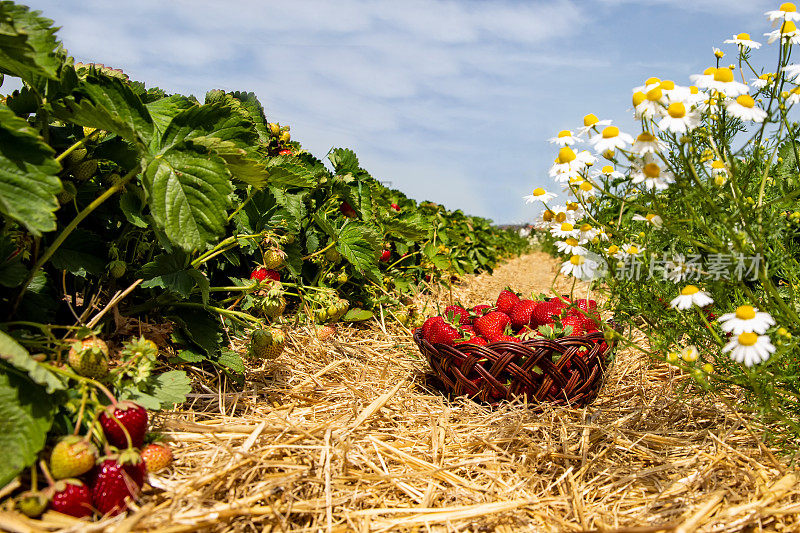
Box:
143;144;233;251
328;148;359;174
342;308;373;322
266;159;316;188
383;212;430;241
0;2;64;84
0;103;61;235
146;370;191;407
145;94;195;137
50;73;153;148
431;254;451;270
139;251;208;298
229;91;271;143
336;221;381;282
0;237;26;287
217;349;245;374
190;135;267;187
0;330;65;393
313;212;337;239
170;349;205;364
119;190;148;228
168;308;222;355
50;229;107;277
0;368;54;487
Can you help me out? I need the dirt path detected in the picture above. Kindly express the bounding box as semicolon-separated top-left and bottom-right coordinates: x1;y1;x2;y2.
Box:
85;253;797;532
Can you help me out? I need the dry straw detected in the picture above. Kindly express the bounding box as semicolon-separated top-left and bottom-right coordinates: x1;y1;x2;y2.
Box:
4;253;799;532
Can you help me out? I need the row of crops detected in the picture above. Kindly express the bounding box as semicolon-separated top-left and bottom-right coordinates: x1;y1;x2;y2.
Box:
0;1;529;496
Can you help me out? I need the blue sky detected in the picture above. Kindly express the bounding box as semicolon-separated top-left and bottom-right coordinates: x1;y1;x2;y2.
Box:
3;0;779;223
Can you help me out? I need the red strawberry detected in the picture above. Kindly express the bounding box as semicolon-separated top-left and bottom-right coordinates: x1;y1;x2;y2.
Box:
430;320;460;345
496;290;520;314
471;304;491;318
340;201;357;218
461;325;475;334
379;249;391;262
99;402;148;449
561;316;585;336
51;479;93;518
509;300;537;329
422;316;444;341
575;298;597;311
390;203;400;211
250;268;280;283
492;334;521;343
458;337;487;346
444;305;470;325
475;311;510;339
140;443;173;473
91;453;147;516
278;149;293;156
531;302;558;327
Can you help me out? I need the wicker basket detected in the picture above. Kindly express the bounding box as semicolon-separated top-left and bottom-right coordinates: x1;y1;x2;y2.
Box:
414;328;614;407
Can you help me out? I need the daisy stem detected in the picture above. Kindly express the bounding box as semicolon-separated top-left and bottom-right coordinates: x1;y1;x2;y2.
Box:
696;307;723;346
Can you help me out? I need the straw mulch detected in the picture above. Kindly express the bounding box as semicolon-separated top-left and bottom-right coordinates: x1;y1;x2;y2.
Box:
8;252;800;532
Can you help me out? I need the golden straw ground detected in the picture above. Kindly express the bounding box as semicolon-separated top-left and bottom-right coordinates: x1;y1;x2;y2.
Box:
8;252;800;532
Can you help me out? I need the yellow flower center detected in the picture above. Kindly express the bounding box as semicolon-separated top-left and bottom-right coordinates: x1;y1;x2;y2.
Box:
715;49;724;58
643;163;661;178
560;223;574;232
579;181;593;191
780;3;797;13
735;305;756;320
645;76;661;86
737;32;751;41
714;174;726;186
566;202;580;210
667;102;686;118
714;68;734;83
632;91;646;106
602;165;614;173
542;210;554;222
660;80;675;90
682;346;699;362
711;160;725;169
707;98;717;106
759;73;771;81
565;238;578;246
569;255;585;266
782;21;797;34
580;223;592;231
736;95;755;108
681;285;700;296
608;245;619;254
555;212;567;223
645;213;657;221
703;67;717;76
627;246;639;254
583;113;599;126
636;132;656;142
690;85;699;94
738;332;758;346
558;146;577;164
702;363;714;373
602;126;620;138
533;187;546;196
646;87;663;101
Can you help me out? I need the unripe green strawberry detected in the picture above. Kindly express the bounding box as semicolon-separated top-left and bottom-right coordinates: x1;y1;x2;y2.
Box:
261;296;286;319
279;131;291;144
66;147;87;165
56;181;77;205
140;443;173;473
67;337;109;379
280;234;295;245
50;435;97;479
16;491;49;518
315;308;328;322
249;328;284;359
325;246;341;263
72;159;98;181
108;260;127;279
83;126;96;137
263;248;285;270
268;122;281;137
336;272;348;284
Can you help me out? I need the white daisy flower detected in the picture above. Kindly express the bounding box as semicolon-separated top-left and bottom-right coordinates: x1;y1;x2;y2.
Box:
551;222;580;239
577;222;599;242
725;95;767;122
523;187;557;204
572;180;597;200
699;67;749;97
590;125;633;153
724;32;762;49
632;213;663;227
534;208;557;230
593;164;624;181
630;154;676;191
664;254;700;282
657;102;702;133
723;332;775;367
783;64;800;80
577;113;613;137
766;3;800;27
560;254;598;280
681;345;700;362
717;305;775;334
555;237;586;255
700;96;721;114
751;73;774;89
766;20;800;44
549;148;596;183
786;87;800;105
670;285;714;310
707;159;728;177
632;76;663;94
633;87;668;119
631;132;666;155
549;130;579;146
690;66;718;88
615;243;644;260
565;201;586;219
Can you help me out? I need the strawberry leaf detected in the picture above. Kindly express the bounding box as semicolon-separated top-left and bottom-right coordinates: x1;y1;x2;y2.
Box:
335;221;381;282
0;2;64;85
0;329;65;393
0;103;61;236
328;148;359;174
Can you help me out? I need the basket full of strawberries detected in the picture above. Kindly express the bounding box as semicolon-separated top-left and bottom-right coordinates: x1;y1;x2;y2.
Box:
414;289;615;406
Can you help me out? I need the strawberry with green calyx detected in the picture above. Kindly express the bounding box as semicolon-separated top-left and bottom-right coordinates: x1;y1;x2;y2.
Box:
67;337;109;380
249;328;285;359
91;449;147;516
379;249;391;262
72;159;98;181
50;436;97;479
444;305;470;325
316;325;337;340
496;289;520;314
51;479;93;518
475;311;511;340
509;299;538;329
471;304;491;319
325;246;342;264
65;147;88;165
15;490;49;517
108;260;127;278
429;319;461;345
263;248;286;270
140;442;173;473
561;316;585;337
99;401;148;449
250;267;280;283
422;316;444;342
